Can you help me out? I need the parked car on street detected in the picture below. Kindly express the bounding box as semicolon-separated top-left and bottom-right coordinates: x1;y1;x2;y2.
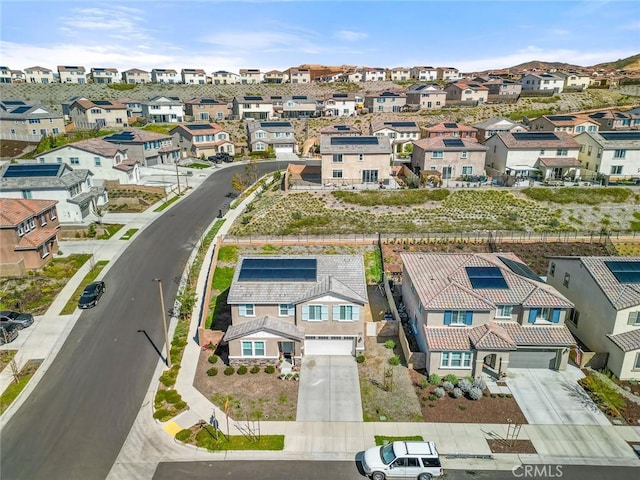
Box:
0;310;34;330
78;281;106;309
0;325;19;345
361;441;443;480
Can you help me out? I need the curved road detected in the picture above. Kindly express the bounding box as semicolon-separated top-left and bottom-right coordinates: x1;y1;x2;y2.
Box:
0;162;277;480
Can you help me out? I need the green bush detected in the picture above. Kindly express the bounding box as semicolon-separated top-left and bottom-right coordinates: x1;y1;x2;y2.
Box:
153;408;171;421
250;365;261;374
208;354;219;364
207;367;218;376
237;365;248;375
224;366;235;376
175;429;191;441
428;373;441;385
443;374;458;385
265;365;276;374
388;355;401;366
384;340;396;349
356;354;365;363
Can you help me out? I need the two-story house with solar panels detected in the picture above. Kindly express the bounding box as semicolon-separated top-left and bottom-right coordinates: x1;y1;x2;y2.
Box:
421;121;478;141
519;73;564;93
239;69;262;84
211;70;239;85
405;85;446;110
223;255;368;367
319;124;362;137
0;101;65;138
57;65;86;84
390;67;412;82
181;68;206;84
183;98;229;122
0;163;107;223
444;82;489;104
90;68;119;84
546;257;640;380
121;68;151;84
411;137;488;181
364;91;407;113
151;69;178;84
140;96;185;123
24;66;55;84
232;96;275;120
170;123;234;159
321;93;358;117
280;95;318;118
37;137;140;184
68;99;128;128
246;120;297;154
263;70;288;84
102;129;179;167
411;66;438;82
288;68;311;84
574;130;640;181
320;135;393;186
484;131;581;180
529;114;599;135
588;110;640;131
370;121;420;156
401;253;575;377
361;67;386;82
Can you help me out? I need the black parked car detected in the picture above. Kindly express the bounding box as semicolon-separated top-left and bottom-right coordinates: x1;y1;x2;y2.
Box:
78;281;106;309
217;152;233;163
0;310;34;330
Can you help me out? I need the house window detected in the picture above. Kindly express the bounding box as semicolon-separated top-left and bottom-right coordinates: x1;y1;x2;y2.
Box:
537;308;552;322
279;304;294;316
431;151;443;159
334;305;359;321
332;170;343;178
40;213;47;226
22;190;32;199
41;242;49;258
303;304;326;321
461;151;468;159
94;157;101;167
576;126;585;133
440;351;472;368
238;304;255;317
611;165;623;175
569;310;580;326
70;157;80;165
332;154;343;163
241;341;265;357
461;166;472;175
445;310;470;326
496;305;513;318
628;312;640;325
549;262;556;276
539;149;545;155
50;208;57;220
556;149;568;156
587;146;592;156
614;149;626;158
563;273;570;287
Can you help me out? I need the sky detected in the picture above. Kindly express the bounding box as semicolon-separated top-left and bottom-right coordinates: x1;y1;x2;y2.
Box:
0;0;639;74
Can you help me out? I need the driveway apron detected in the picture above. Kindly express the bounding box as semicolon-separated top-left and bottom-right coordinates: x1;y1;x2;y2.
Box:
296;356;363;422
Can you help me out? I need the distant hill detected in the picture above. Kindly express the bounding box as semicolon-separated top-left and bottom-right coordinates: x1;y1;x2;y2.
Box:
592;54;640;71
510;60;582;71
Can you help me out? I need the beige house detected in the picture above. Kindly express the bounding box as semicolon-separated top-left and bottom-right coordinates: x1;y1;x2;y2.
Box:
364;91;407;113
473;117;527;144
0;198;59;276
555;71;592;90
264;70;288;84
444;82;489;104
170;123;234;158
239;68;262;84
546;257;640;380
184;97;229;122
320;135;392;185
529;114;599;135
370;120;420;154
0;101;65;138
232;95;275;120
405;85;446;110
319;124;362;136
246;120;297;153
288;68;311;83
436;67;460;81
68;99;128;128
211;70;239;85
181;68;206;84
421;121;478;141
57;65;87;84
390;67;411;82
121;68;151;84
401;253;575;378
574;131;640;181
223;255;368;367
90;68;119;84
103;129;180;167
411;137;487;180
483;79;522;96
588;110;640;131
24;66;55;84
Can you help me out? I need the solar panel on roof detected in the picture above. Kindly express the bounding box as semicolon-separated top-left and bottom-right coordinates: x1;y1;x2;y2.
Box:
498;256;542;282
244;96;263;101
466;266;508;289
334;125;350;130
3;164;60;178
415;85;427;90
385;122;417;127
599;131;640;141
260;122;292;127
330;136;379;146
443;123;458;128
333;93;348;98
3;100;26;106
105;131;135;142
547;115;575;121
92;100;112;106
443;139;465;147
292;95;307;100
380;91;399;96
513;132;559;141
11;106;31;114
187;124;213;130
604;260;640;284
238;258;317;282
200;99;218;104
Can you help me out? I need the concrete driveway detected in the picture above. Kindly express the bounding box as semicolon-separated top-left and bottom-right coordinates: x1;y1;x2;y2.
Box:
296;356;362;422
507;366;610;425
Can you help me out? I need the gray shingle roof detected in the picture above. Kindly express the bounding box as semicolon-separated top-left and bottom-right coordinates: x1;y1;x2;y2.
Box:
607;329;640;352
223;316;305;342
0;164;91;190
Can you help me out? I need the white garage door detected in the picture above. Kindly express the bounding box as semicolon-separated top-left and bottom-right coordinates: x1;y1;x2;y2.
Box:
509;349;558;369
304;339;353;356
275;145;294;153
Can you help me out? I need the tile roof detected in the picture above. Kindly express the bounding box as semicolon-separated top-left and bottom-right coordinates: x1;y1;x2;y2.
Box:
473;117;521;130
574;257;640;309
540;114;596;127
73;99;127;110
537;157;582;168
469;322;517;350
413;137;487;151
59;138;127;157
423;122;478;133
370;121;420;133
495;132;580;149
320;135;391;154
0;198;58;226
295;275;368;305
499;322;576;347
223;316;305;342
607;329;640;352
425;327;471;351
16;227;59;249
319;125;362;135
104;129;172;143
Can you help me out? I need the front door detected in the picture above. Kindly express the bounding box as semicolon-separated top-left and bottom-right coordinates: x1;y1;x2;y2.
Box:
362;169;378;183
279;341;295;360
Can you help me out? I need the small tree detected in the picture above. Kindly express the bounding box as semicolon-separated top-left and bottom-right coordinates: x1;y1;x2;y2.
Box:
231;172;247;191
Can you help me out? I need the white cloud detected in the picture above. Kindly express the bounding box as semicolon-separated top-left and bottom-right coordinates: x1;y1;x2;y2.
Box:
333;30;368;42
58;6;151;42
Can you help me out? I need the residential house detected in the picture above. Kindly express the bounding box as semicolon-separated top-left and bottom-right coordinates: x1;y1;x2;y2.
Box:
405;84;446;110
288;68;311;84
411;136;487;180
421;121;478;141
483;79;522;97
444;82;489;104
588;110;640;131
68;99;128;128
0;163;107;224
0;198;59;275
121;68;151;84
436;67;460;81
361;67;386;82
320;135;392;185
246;120;297;154
364;91;407;113
90;68;119;84
239;69;262;84
485;131;581;180
321;93;358;117
473;117;527;143
411;66;438;82
0;101;65;139
370;120;420;155
181;68;206;84
211;70;239;85
390;67;411;82
280;95;318;119
574;130;640;181
24;66;55;84
546;257;640;380
61;96;87;119
117;97;143;119
232;96;275;120
529;114;599;135
401;252;575;377
170;123;234;158
343;70;363;83
37;138;140;184
519;73;564;93
184;97;229;122
57;65;87;84
10;70;25;83
319;124;362;137
0;66;11;84
223;255;368;367
103;129;180;167
555;71;591;91
151;69;178;84
140;96;185;123
263;70;288;84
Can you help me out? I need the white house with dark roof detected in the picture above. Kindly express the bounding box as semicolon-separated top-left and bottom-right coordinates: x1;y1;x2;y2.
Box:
364;91;407;113
411;137;487;180
232;95;275;120
103;129;179;166
239;68;262;84
0;66;12;84
361;67;386;82
321;93;358;117
223;255;368;367
405;84;446;110
57;66;86;84
588;110;640;131
519;73;564;93
0;163;107;223
320;135;392;185
170;123;234;158
211;70;239;85
473;117;527;144
401;252;575;377
575;130;640;181
140;96;184;123
546;257;640;380
411;66;438;82
151;69;178;84
37;138;140;184
246;120;297;153
370;120;420;155
121;68;151;84
0;101;65;139
24;66;55;84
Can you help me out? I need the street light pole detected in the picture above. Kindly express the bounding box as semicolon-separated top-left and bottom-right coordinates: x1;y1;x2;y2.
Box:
153;278;172;368
175;161;181;196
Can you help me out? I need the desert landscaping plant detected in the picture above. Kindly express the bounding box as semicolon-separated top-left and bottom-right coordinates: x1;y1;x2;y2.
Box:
384;339;396;349
224;366;235;376
458;378;472;394
451;387;463;399
428;373;441;385
433;387;445;398
468;386;483;401
208;354;218;364
207;367;218;376
473;377;487;390
442;381;454;391
388;355;401;366
443;374;458;385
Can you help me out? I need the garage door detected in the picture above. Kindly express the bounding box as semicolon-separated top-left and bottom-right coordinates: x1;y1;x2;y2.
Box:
304;338;353;356
275;145;294;153
509;349;558;369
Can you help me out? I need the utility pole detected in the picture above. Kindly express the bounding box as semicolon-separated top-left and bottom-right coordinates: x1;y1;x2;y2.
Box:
175;161;181;195
153;278;172;368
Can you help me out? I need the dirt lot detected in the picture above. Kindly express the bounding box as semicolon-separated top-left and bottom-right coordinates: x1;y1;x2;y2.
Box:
488;439;537;454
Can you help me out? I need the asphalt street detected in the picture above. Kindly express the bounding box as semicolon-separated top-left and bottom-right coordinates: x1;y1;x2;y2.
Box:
0;162;278;480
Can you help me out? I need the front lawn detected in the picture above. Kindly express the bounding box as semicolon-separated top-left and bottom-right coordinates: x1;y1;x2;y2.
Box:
120;228;138;240
154;195;181;212
176;424;284;451
0;359;41;414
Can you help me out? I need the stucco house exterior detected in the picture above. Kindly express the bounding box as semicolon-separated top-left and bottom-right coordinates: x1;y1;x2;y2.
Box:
319;124;362;137
546;257;640;380
483;79;522;97
151;69;178;84
411;137;487;180
121;68;151;84
529;114;599;135
390;67;411;82
361;67;386;82
246;120;297;153
211;71;239;85
223;255;368;367
24;66;55;84
405;85;446;110
184;97;229;122
320;135;392;185
421;121;478;141
401;253;575;378
321;93;358;117
140;96;185;123
436;67;460;81
0;198;59;276
0;101;65;139
279;95;318;119
239;69;262;84
473;117;527;144
288;68;311;84
444;83;489;104
232;96;275;120
90;68;119;84
574;130;640;181
263;70;288;84
411;66;438;82
588;110;640;131
370;120;420;154
519;73;564;93
68;99;128;128
181;68;206;84
364;91;407;113
57;65;86;84
555;71;591;90
170;123;234;158
103;129;180;167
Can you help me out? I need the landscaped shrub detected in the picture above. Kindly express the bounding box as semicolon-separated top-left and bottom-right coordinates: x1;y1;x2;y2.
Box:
175;429;191;442
388;355;401;366
458;378;472;393
442;381;454;391
153;408;171;421
451;388;463;399
384;340;396;349
224;366;235;376
237;365;248;375
265;365;276;374
428;393;438;401
420;377;429;389
356;354;365;363
207;367;218;376
428;373;441;385
443;374;458;385
434;387;445;398
468;386;483;400
250;365;260;374
472;377;487;391
208;354;219;364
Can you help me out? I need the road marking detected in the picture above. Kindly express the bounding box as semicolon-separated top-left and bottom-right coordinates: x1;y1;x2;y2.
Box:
163;420;183;436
